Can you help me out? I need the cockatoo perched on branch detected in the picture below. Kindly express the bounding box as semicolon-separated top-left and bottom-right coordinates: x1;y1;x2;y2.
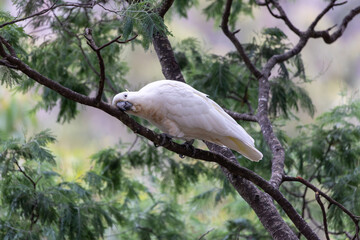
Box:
112;80;263;162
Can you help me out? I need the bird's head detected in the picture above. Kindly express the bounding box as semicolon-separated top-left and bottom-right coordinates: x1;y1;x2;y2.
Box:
112;91;137;112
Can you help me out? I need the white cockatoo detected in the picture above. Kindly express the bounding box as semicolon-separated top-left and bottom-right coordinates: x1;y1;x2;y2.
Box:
112;80;263;161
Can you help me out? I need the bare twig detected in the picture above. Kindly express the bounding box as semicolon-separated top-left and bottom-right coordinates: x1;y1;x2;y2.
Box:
84;28;137;102
0;2;94;29
98;34;138;51
84;28;106;103
221;0;262;79
264;0;303;36
0;36;17;57
311;5;360;43
315;192;330;240
224;109;257;122
12;157;40;230
306;205;353;239
13;158;36;188
283;176;360;239
198;228;214;240
0;59;18;69
308;0;338;31
51;11;120;94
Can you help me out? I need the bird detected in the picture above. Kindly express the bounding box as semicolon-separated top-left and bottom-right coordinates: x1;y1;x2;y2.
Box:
112;80;263;161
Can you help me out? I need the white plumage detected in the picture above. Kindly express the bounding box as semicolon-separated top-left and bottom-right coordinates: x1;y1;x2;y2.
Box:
112;80;263;161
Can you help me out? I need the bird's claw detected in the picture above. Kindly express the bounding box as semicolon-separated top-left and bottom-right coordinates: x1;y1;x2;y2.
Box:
154;133;172;148
179;139;196;158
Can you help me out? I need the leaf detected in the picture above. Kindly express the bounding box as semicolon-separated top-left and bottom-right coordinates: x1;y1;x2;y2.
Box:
123;15;134;40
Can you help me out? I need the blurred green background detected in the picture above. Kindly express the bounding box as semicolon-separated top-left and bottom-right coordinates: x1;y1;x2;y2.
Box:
0;1;360;239
1;0;359;179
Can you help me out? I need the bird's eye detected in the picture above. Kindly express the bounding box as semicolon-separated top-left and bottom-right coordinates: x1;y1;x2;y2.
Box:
124;94;128;98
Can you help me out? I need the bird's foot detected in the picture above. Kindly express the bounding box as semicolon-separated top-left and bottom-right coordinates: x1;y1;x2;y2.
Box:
154;133;173;148
179;139;196;158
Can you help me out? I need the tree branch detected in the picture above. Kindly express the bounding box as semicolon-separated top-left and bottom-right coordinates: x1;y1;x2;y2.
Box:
98;34;138;51
310;5;360;43
224;109;257;122
283;176;360;239
315;192;330;240
264;0;303;36
155;0;175;18
84;28;106;102
221;0;262;79
0;2;95;29
12;156;39;230
51;10;120;94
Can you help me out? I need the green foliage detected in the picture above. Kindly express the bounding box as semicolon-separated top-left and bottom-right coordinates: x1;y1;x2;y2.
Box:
0;11;28;58
1;1;360;239
284;100;360;235
175;30;314;120
0;130;121;239
172;0;198;18
203;0;255;29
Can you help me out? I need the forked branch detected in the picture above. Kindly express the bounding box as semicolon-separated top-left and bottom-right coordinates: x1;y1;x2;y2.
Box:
283;176;360;240
83;28;137;102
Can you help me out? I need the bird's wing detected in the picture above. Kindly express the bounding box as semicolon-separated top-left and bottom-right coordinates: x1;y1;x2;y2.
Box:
138;80;262;161
155;81;250;141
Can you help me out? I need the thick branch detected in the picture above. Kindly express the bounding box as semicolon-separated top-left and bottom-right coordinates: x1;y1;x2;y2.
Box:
149;10;315;239
256;76;285;188
152;33;185;82
209;143;298;240
155;0;175;17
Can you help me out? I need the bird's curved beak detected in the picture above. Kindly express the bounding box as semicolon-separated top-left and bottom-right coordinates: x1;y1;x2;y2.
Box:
116;101;133;111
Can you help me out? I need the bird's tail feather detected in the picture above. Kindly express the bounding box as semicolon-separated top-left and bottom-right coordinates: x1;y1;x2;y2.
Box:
223;136;263;162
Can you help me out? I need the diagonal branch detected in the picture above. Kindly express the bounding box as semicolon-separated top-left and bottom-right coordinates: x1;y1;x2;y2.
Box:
155;0;175;18
51;11;120;94
263;0;303;36
311;5;360;43
221;0;262;79
315;192;330;240
283;176;360;239
84;28;106;102
98;34;138;51
224;109;257;122
0;2;95;29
